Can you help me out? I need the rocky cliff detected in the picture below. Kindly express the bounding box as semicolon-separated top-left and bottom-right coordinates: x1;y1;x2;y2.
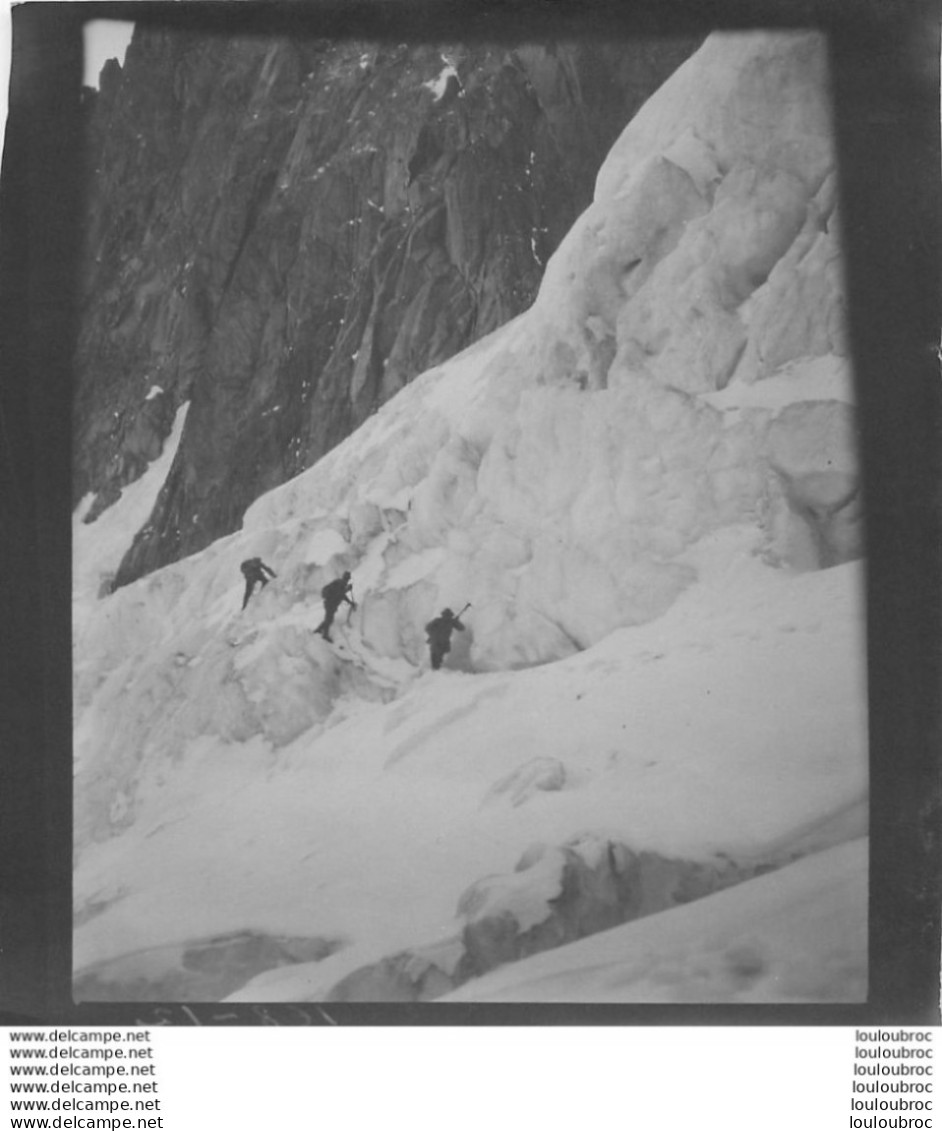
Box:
75;30;697;586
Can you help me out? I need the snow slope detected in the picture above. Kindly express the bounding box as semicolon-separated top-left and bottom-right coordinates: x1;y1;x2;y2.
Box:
73;31;867;1003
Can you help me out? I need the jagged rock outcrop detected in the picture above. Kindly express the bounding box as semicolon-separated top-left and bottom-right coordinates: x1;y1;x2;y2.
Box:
73;929;342;1002
323;940;462;1003
319;832;805;1002
75;32;697;586
455;836;733;979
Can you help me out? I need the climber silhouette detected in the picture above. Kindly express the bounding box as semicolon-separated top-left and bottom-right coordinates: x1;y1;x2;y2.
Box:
425;606;466;670
315;571;356;642
240;557;277;609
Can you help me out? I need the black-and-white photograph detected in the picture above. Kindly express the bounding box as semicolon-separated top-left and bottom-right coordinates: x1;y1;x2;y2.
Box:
66;12;882;1007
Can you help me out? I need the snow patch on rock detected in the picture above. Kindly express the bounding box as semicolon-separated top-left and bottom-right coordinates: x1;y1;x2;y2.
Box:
73;402;190;635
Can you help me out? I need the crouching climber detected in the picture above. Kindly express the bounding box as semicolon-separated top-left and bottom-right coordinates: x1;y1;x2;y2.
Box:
240;557;277;609
315;571;356;643
425;605;468;670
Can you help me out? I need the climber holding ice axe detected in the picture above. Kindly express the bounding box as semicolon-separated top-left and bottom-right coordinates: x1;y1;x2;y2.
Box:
425;603;470;671
315;571;357;643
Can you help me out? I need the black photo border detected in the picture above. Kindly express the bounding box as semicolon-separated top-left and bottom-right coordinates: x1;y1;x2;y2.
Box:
1;0;939;1027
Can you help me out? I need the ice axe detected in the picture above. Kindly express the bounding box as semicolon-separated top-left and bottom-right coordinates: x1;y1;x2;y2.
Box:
455;602;471;619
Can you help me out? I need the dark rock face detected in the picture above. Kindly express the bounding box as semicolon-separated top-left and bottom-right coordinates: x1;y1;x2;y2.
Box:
75;31;698;586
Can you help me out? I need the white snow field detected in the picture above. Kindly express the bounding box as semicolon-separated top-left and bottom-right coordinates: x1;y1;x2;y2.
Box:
73;30;868;1003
